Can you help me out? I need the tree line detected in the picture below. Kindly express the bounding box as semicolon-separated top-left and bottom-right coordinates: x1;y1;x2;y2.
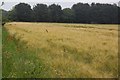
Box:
2;2;120;24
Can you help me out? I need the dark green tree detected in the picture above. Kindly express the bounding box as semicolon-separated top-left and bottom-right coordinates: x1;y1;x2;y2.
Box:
1;9;9;22
33;4;48;22
72;3;90;23
14;3;33;22
62;8;74;23
7;8;18;21
48;4;63;22
90;3;118;23
2;2;120;24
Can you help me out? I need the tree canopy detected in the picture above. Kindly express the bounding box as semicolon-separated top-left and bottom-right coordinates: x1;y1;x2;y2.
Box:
48;4;63;22
33;4;48;22
2;2;120;24
14;3;33;22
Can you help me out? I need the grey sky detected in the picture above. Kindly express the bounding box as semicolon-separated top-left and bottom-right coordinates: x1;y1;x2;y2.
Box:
1;0;119;11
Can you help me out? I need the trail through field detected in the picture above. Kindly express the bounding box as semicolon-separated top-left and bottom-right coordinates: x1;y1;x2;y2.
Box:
5;22;118;78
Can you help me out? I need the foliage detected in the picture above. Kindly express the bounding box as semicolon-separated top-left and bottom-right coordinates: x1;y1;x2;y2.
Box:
1;9;9;22
4;22;118;78
48;4;63;22
14;3;33;22
2;27;49;78
72;3;91;23
33;4;48;22
7;8;18;21
2;2;120;24
62;8;74;23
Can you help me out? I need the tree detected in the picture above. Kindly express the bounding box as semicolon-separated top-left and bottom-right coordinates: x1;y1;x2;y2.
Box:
7;8;18;21
33;4;48;22
2;2;120;24
14;3;33;22
48;4;63;22
62;8;74;23
90;3;118;24
118;7;120;23
72;3;90;23
1;9;9;22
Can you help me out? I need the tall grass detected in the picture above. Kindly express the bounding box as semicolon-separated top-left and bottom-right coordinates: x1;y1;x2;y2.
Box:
3;22;118;78
2;27;50;78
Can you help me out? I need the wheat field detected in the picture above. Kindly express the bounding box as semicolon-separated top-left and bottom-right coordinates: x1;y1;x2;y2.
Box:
4;22;118;78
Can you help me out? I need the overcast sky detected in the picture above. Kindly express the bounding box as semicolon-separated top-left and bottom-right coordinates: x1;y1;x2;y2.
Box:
1;0;120;11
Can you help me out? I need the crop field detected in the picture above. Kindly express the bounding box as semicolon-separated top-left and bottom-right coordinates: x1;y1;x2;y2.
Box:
3;22;118;78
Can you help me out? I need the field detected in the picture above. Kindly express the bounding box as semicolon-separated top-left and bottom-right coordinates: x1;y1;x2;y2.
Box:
3;22;118;78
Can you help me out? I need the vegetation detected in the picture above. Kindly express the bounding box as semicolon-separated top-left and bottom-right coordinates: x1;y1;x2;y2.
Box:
2;2;120;24
33;4;48;22
2;1;119;78
0;27;2;79
3;22;118;78
1;9;9;22
0;9;2;79
2;26;50;78
13;3;33;22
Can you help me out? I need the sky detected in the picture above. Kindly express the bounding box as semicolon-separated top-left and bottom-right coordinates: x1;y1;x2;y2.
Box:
0;0;120;11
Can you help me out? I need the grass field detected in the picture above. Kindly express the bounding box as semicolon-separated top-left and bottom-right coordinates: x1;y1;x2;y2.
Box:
3;22;118;78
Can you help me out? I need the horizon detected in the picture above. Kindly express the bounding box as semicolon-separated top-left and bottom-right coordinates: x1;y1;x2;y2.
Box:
1;0;120;11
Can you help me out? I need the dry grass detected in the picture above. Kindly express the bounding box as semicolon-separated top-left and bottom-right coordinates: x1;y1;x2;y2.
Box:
5;22;118;78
